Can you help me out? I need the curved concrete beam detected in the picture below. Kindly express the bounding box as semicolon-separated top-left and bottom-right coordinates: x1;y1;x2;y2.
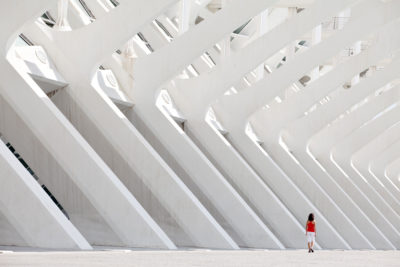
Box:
385;159;400;186
308;87;400;249
171;0;358;116
0;0;90;250
370;138;400;190
283;58;400;247
330;107;400;237
1;0;175;249
164;0;359;249
353;118;400;205
23;2;239;249
217;0;399;121
287;56;400;249
250;25;400;249
210;0;400;249
47;0;179;74
116;0;287;248
0;131;91;249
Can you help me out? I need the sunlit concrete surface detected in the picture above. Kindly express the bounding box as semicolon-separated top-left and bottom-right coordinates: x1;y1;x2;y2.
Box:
0;248;399;267
1;0;400;252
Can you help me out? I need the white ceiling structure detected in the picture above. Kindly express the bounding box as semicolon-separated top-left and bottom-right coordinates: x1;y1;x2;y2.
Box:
0;0;399;250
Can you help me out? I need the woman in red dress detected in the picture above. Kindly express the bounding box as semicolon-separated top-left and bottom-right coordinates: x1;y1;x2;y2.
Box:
306;213;316;253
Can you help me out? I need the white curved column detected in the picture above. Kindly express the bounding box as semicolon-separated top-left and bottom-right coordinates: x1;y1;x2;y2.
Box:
0;0;92;250
47;0;179;72
353;118;400;205
1;0;175;249
212;0;400;249
385;159;400;187
132;0;280;86
307;87;400;249
23;3;239;249
0;137;91;249
183;119;308;248
250;23;400;249
171;0;357;110
217;0;398;118
284;56;400;248
166;0;357;249
6;0;399;251
331;105;400;226
120;0;286;248
1;56;175;249
370;139;400;191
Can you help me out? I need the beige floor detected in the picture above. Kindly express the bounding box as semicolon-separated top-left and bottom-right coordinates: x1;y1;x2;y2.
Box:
0;248;399;267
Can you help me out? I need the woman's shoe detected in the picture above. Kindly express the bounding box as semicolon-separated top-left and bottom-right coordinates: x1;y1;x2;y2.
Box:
311;249;314;253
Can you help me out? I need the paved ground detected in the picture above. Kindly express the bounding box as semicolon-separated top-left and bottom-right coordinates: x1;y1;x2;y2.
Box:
0;248;399;267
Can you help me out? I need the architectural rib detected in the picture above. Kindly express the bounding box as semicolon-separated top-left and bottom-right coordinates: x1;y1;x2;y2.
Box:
0;0;399;250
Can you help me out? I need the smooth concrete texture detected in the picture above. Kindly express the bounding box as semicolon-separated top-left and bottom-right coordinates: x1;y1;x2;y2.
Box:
23;4;240;250
282;55;400;249
353;122;400;212
0;249;399;267
250;20;400;250
0;141;90;249
128;0;287;249
369;140;400;194
0;92;127;247
211;0;400;249
0;0;175;249
166;0;357;249
1;0;400;251
330;105;400;240
366;126;400;204
307;86;400;248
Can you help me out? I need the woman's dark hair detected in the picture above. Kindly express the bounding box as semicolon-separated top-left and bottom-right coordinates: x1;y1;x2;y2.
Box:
308;213;314;222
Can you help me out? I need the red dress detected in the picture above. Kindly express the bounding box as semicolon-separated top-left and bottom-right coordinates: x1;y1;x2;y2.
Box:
307;221;315;232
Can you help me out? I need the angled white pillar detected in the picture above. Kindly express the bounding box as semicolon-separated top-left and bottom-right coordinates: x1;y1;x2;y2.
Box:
353;116;400;206
23;0;239;249
46;0;179;71
211;0;400;249
331;105;400;231
284;55;400;249
307;87;400;249
370;137;400;192
0;140;91;249
1;0;175;249
383;157;400;187
217;0;397;117
249;20;400;250
168;0;359;249
5;0;400;251
166;8;310;248
122;0;286;248
1;56;175;249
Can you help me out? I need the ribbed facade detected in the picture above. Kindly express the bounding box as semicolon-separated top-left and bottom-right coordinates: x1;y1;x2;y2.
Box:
0;0;399;250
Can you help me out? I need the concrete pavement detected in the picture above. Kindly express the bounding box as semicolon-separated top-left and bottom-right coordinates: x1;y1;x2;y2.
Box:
0;248;399;267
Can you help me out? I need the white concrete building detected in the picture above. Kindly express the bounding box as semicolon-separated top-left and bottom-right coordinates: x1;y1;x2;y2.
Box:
0;0;399;250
